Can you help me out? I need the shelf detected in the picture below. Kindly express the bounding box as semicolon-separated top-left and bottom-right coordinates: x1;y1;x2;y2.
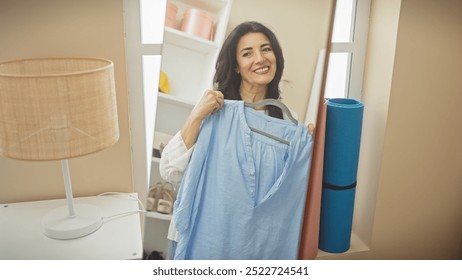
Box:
164;27;218;54
146;211;172;221
316;231;370;258
139;0;232;259
158;92;196;109
173;0;229;13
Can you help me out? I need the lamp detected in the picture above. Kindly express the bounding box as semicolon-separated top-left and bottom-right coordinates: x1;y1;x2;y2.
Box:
0;57;119;240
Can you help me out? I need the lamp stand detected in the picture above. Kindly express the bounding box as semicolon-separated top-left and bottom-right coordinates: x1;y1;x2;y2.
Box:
42;160;103;240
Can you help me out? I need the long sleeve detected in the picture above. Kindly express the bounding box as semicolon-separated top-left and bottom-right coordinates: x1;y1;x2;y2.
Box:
159;131;195;185
161;131;196;242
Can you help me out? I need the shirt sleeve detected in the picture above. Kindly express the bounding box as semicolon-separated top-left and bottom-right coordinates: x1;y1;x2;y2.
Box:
159;131;195;185
173;115;214;259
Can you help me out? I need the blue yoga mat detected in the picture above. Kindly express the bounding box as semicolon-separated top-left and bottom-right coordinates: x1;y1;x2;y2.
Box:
319;98;364;253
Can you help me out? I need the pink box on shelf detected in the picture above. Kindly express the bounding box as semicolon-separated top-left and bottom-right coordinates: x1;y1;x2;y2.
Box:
180;8;214;40
165;1;178;29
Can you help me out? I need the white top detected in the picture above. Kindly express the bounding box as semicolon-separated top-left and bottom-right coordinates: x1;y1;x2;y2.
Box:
159;130;192;241
159;130;194;186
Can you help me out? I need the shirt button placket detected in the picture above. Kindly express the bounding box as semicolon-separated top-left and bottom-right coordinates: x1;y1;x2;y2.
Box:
249;168;255;198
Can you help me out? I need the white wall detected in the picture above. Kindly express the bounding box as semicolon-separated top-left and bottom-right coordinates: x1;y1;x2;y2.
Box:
0;0;133;203
320;0;462;259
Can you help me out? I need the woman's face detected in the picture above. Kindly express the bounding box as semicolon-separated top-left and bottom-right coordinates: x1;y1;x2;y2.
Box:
236;32;277;90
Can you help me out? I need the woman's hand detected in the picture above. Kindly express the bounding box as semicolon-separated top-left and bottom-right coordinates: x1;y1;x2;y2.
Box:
181;88;224;149
308;123;315;135
191;88;224;120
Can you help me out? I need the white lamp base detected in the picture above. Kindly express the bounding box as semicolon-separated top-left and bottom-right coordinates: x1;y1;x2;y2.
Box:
42;204;103;240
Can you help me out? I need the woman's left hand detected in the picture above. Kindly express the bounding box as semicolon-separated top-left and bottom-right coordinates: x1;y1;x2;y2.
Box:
307;123;315;135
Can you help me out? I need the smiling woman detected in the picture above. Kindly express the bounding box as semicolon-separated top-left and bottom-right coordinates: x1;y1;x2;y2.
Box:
123;0;335;259
228;0;334;118
214;22;285;117
158;20;318;260
233;32;279;100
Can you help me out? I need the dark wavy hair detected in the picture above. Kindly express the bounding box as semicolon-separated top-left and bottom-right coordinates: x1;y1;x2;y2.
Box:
213;21;285;119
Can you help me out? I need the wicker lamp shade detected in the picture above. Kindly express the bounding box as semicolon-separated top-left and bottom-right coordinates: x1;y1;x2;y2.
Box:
0;57;119;161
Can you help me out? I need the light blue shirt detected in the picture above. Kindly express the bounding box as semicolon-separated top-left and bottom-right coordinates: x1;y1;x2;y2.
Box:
173;100;313;260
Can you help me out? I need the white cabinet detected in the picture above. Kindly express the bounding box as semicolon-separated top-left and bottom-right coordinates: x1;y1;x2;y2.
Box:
145;0;233;259
154;0;233;135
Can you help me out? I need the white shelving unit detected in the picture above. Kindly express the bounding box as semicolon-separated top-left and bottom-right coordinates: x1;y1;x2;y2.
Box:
146;211;172;222
157;92;196;108
164;27;218;53
152;156;161;164
144;0;233;259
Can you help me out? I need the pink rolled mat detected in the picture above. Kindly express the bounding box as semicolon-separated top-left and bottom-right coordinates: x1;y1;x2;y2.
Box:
298;101;326;260
298;0;335;259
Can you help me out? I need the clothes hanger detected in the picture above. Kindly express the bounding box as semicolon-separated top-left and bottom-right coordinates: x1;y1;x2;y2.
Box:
213;83;296;144
247;126;290;145
244;98;298;145
244;99;298;124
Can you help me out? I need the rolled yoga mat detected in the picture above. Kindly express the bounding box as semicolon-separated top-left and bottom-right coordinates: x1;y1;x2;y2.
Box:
319;98;364;253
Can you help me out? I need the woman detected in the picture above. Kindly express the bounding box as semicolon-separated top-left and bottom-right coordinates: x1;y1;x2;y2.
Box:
159;21;313;258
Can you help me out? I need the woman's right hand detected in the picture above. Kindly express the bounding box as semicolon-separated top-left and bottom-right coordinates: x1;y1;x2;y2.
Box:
191;88;224;120
181;88;224;149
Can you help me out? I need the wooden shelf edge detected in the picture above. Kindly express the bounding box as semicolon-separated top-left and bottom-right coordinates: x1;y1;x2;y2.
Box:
164;27;218;54
157;92;196;108
316;231;370;258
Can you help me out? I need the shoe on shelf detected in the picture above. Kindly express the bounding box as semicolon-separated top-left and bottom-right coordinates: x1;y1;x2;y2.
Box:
146;182;164;212
147;181;175;214
157;188;173;214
